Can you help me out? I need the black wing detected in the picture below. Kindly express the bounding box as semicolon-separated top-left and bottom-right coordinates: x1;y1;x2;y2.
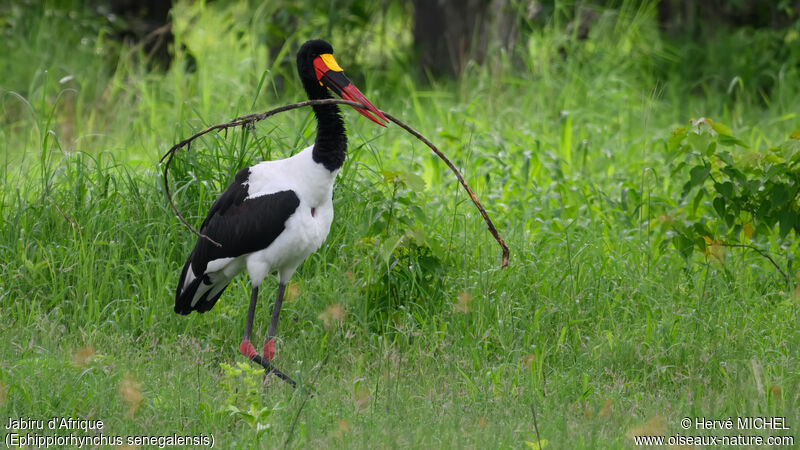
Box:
174;168;300;314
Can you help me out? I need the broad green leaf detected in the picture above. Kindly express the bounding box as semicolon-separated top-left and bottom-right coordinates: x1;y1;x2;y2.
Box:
668;127;686;151
704;140;717;157
711;121;733;136
667;135;684;152
693;235;708;252
742;179;760;194
717;151;734;166
257;406;276;422
380;234;405;265
765;164;787;179
714;181;734;199
764;153;784;164
408;204;427;221
228;406;256;426
681;180;693;198
725;213;735;228
692;222;712;238
779;208;796;238
405;226;428;246
381;170;401;183
721;165;745;182
713;197;726;218
673;235;693;259
687;132;711;152
771;184;789;208
400;171;426;192
689;165;710;185
740;152;762;167
755;201;770;221
691;188;705;215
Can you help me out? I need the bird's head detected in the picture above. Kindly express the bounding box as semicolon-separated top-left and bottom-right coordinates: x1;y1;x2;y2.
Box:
297;39;387;127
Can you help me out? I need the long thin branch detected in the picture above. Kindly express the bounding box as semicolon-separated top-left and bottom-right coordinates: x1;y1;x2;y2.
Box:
718;242;788;283
161;98;509;268
381;111;510;268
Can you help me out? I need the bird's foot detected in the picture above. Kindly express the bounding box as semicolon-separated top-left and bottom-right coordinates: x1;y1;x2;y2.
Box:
239;340;258;360
240;339;295;388
263;339;276;362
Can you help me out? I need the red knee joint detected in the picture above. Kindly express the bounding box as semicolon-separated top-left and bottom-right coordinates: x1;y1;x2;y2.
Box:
263;339;276;361
239;340;257;359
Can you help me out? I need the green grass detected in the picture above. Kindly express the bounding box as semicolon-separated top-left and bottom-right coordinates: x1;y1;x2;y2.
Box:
1;1;799;448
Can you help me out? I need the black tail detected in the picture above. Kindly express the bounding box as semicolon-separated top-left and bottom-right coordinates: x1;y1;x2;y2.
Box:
174;254;229;315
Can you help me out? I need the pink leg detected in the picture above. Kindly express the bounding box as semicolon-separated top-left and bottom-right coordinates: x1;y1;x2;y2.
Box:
263;339;276;361
240;340;257;359
239;284;297;388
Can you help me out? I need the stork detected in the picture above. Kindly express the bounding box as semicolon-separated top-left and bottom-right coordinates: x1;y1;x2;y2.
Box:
174;40;387;386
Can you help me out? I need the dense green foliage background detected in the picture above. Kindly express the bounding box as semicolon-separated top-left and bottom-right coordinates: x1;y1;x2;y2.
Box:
1;1;798;448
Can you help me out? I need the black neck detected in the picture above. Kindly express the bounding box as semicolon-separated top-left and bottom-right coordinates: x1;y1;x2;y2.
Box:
310;96;347;171
296;43;347;172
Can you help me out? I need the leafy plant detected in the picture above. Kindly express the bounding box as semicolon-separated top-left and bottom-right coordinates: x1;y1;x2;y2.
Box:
218;362;282;439
359;169;445;319
226;403;281;439
661;117;800;281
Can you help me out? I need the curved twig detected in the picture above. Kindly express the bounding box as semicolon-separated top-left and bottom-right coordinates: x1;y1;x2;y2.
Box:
718;242;788;283
381;111;510;268
161;98;510;268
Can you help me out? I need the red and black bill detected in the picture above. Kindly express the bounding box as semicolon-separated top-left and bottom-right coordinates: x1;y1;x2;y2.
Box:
313;53;387;127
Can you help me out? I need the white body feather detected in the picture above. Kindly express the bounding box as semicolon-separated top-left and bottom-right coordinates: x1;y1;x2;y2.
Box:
185;145;337;307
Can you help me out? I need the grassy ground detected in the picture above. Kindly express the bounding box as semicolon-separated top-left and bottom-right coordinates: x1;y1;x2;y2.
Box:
1;2;798;449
